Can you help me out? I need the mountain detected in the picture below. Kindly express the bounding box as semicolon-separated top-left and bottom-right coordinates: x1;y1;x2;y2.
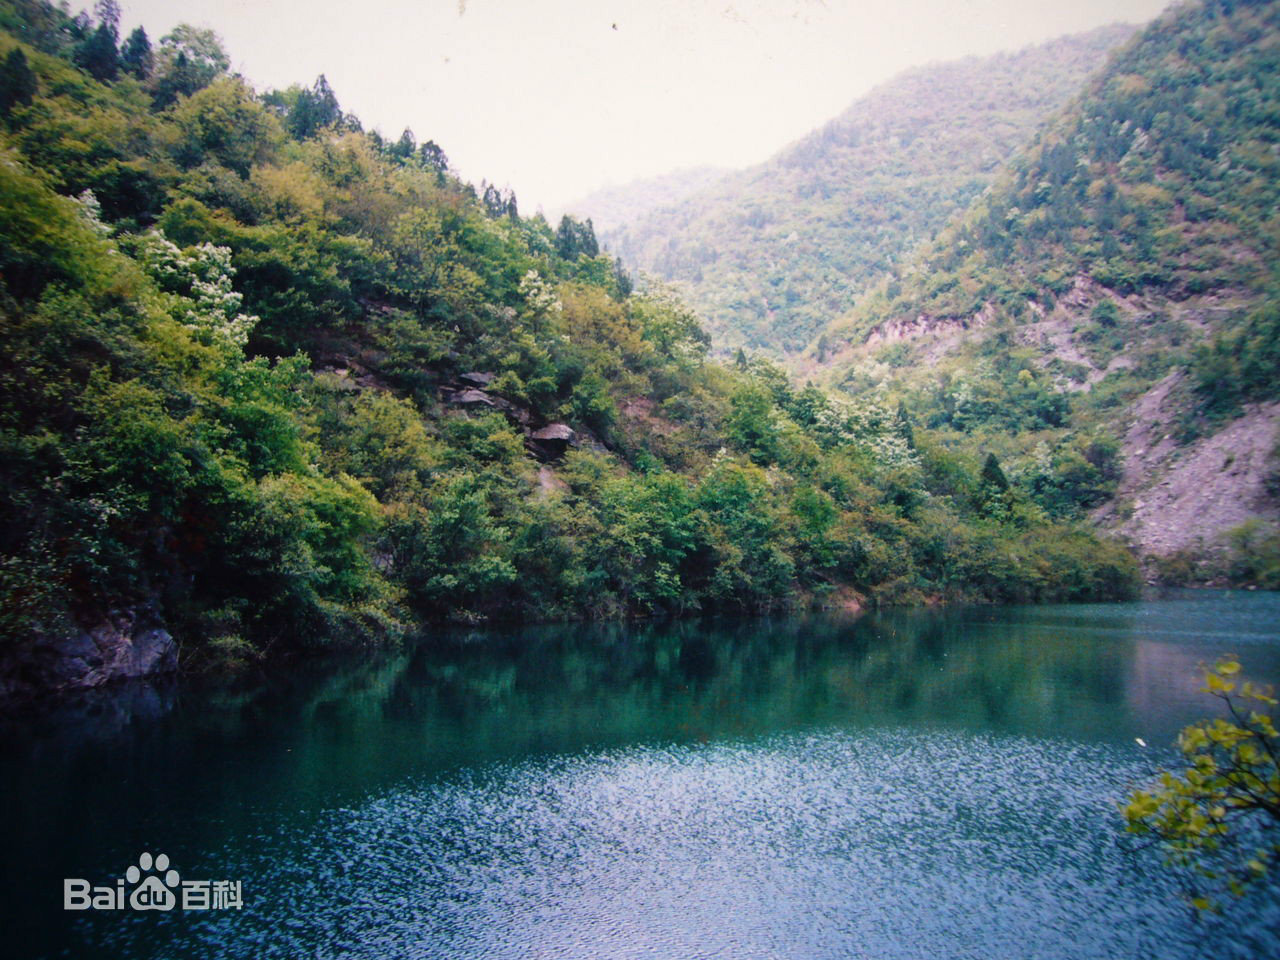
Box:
0;0;1139;699
559;166;728;237
807;0;1280;580
592;24;1136;355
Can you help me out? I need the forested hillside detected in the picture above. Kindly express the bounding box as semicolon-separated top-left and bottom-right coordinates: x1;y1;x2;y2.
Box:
0;0;1141;695
594;25;1134;355
808;0;1280;583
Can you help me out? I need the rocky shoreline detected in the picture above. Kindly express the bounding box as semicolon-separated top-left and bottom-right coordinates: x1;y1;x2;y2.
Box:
0;606;177;708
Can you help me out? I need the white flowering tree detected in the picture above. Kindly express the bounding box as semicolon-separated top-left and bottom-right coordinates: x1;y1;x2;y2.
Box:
518;268;562;330
135;230;259;351
813;391;919;470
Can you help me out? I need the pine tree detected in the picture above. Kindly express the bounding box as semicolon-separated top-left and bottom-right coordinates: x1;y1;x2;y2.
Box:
981;452;1010;492
555;215;578;260
120;27;153;80
613;259;633;297
74;22;119;81
580;217;599;257
289;74;342;139
390;127;416;161
418;140;448;173
481;183;505;217
0;47;38;118
554;216;601;261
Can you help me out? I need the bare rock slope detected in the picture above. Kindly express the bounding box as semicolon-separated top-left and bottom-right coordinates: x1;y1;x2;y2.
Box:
1097;374;1280;563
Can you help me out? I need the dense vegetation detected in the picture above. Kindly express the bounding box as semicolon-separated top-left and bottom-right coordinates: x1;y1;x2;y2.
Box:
595;26;1133;355
820;0;1280;384
0;0;1139;668
806;0;1280;578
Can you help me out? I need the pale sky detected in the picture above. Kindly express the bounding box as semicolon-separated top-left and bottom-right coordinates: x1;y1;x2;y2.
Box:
118;0;1172;212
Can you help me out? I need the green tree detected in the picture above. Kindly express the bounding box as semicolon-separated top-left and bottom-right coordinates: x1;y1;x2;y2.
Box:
389;126;415;161
1122;658;1279;910
152;24;229;106
168;76;282;175
418;139;447;172
389;474;518;618
579;217;599;258
73;22;118;81
695;457;794;609
555;215;578;260
119;26;152;79
612;259;633;297
980;452;1010;492
725;383;781;465
93;0;120;31
554;214;599;261
286;74;341;139
0;46;37;117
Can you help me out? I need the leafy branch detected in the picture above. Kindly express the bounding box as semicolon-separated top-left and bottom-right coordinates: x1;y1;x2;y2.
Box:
1122;658;1280;911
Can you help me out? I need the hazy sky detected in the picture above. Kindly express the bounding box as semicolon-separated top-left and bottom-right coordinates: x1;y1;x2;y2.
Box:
119;0;1172;212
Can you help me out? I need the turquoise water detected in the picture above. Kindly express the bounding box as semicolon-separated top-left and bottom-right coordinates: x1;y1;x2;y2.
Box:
2;591;1278;958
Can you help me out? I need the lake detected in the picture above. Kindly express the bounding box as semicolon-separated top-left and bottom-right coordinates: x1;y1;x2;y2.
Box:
2;591;1279;959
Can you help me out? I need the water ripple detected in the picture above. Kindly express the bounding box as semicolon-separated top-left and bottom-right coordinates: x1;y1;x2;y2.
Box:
96;726;1276;960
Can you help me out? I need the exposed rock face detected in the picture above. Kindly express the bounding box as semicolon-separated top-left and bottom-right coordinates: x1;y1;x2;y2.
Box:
439;377;597;460
1094;372;1280;562
0;607;178;706
1018;276;1138;391
450;388;496;407
802;302;996;378
863;305;992;352
528;423;575;460
531;423;574;443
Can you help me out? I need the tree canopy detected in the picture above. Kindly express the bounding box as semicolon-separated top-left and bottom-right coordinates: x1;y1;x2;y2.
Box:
0;0;1140;669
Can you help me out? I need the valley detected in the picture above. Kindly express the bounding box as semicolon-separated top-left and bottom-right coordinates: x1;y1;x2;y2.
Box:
574;0;1280;583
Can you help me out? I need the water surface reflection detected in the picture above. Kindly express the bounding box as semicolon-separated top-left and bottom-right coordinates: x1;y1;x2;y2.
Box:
2;591;1278;959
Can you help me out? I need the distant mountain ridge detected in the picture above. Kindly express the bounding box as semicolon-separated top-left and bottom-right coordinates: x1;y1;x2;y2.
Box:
587;24;1136;355
560;166;728;237
806;0;1280;573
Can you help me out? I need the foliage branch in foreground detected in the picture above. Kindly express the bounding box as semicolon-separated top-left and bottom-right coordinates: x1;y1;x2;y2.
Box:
1123;659;1280;910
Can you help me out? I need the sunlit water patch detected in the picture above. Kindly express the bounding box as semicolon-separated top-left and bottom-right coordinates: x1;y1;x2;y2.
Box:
93;728;1273;959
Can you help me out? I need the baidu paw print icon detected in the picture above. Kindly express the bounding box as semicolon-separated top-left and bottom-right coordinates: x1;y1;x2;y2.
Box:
127;852;180;911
